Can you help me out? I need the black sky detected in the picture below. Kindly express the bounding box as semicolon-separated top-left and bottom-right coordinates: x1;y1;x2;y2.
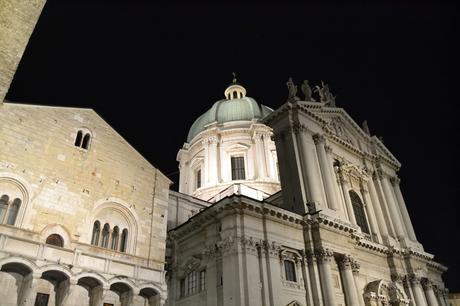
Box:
6;0;459;291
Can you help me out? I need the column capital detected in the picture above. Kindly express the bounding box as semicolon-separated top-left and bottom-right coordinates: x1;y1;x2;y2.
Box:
408;274;422;286
339;255;354;270
289;122;307;135
421;278;433;290
313;133;327;145
208;136;219;144
315;247;334;264
351;259;360;274
390;176;401;186
324;145;333;154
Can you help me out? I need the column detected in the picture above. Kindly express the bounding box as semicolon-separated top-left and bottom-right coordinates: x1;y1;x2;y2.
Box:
254;133;268;179
306;251;323;306
89;285;109;306
360;182;381;243
339;173;357;225
262;133;276;179
263;241;283;306
410;276;428;306
201;139;209;185
422;279;440;306
300;251;314;306
206;253;218;306
339;255;360;306
352;260;365;306
316;248;337;306
403;276;416;306
208;136;219;184
378;171;406;239
19;273;41;306
391;177;418;241
367;175;390;243
313;134;340;211
298;129;327;206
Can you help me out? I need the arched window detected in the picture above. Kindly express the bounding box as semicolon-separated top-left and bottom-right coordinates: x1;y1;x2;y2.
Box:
284;260;297;282
6;198;21;225
349;190;370;234
233;91;238;99
0;195;9;223
82;133;91;150
101;223;110;248
46;234;64;247
91;221;101;245
120;228;128;252
74;130;83;147
111;226;119;251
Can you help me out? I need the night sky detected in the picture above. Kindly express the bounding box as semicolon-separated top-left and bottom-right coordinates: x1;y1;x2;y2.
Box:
6;0;459;291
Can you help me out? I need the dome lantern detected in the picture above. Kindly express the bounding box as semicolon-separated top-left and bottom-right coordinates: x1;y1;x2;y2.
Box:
224;72;247;100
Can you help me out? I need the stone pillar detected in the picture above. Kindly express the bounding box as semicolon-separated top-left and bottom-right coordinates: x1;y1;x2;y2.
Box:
254;133;268;179
391;177;418;242
313;134;340;211
403;276;416;306
208;136;219;184
201;138;209;185
410;276;428;306
367;174;390;243
316;248;337;306
90;285;109;306
307;251;324;306
352;260;365;306
339;255;360;306
360;182;381;243
378;171;406;239
18;273;41;306
262;133;276;179
300;251;314;306
422;279;439;306
206;253;218;306
338;173;357;225
298;129;326;206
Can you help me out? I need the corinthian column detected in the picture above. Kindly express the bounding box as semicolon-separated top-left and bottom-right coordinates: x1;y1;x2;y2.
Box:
360;182;381;243
254;133;268;179
368;173;389;242
422;279;440;306
352;259;365;306
297;127;326;206
262;133;276;179
338;173;357;225
201;138;209;185
316;248;337;306
391;177;417;242
339;255;360;306
378;171;406;239
410;276;428;306
208;136;219;184
313;134;340;211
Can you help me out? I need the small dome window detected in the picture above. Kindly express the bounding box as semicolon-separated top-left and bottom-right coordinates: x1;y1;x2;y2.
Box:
46;234;64;247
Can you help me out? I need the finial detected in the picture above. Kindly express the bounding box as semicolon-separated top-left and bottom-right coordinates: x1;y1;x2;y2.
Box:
232;72;237;84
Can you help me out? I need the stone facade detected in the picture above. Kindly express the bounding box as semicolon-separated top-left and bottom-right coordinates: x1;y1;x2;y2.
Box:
0;0;46;103
0;103;171;305
167;82;449;306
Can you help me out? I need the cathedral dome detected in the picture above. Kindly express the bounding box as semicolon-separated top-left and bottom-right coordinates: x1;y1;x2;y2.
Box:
187;83;273;142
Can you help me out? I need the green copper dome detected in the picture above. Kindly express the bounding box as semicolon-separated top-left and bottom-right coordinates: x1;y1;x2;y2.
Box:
187;96;273;142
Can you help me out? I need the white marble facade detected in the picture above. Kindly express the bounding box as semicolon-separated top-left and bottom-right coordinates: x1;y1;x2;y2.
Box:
167;80;449;306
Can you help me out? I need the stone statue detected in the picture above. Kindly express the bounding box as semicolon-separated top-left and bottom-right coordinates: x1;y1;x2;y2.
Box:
362;120;371;135
315;81;336;106
286;77;299;102
301;80;315;101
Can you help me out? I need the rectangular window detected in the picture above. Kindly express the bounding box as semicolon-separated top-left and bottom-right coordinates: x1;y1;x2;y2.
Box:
284;260;297;282
179;278;185;298
231;156;245;180
200;270;206;291
187;271;198;295
196;169;201;189
34;293;50;306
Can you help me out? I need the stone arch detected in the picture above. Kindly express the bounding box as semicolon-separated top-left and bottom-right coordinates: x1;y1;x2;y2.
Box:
40;223;72;248
86;197;140;254
0;172;32;227
0;259;35;306
364;279;409;306
75;272;108;288
139;285;162;306
0;256;37;274
286;301;303;306
37;264;73;280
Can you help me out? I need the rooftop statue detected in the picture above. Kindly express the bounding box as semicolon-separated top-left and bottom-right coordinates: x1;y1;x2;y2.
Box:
286;77;300;102
315;81;336;106
301;80;315;101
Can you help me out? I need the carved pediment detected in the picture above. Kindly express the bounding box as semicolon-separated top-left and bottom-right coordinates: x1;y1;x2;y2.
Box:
325;116;357;146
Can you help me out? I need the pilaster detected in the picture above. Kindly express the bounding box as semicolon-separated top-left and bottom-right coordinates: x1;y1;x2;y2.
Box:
316;248;337;306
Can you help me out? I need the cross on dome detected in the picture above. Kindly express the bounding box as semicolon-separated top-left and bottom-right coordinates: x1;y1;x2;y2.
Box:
224;72;247;100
